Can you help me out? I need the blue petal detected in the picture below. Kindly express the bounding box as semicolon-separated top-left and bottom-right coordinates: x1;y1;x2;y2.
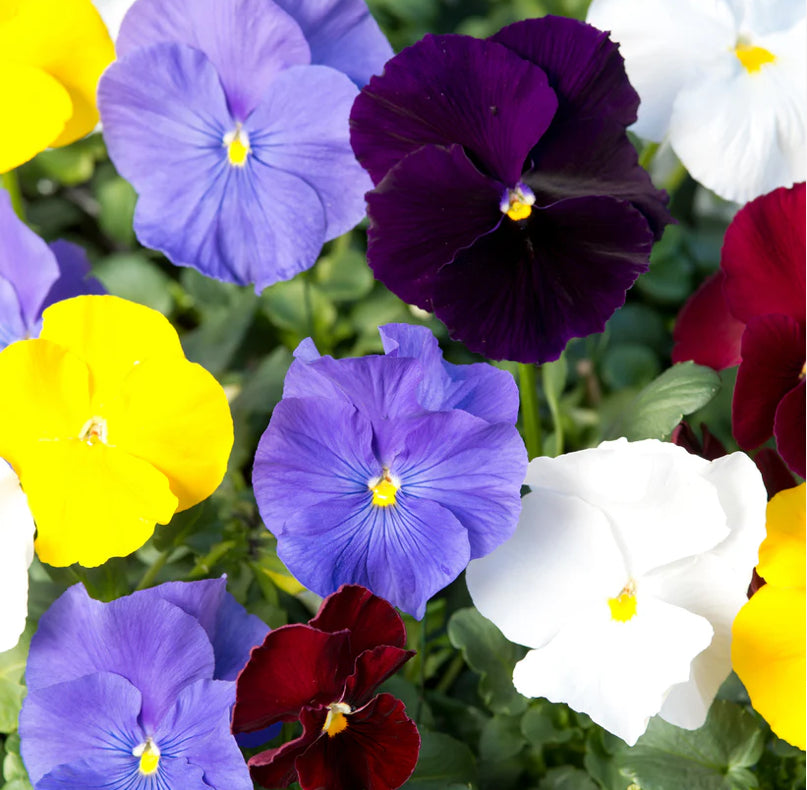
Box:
43;241;105;308
0;274;26;349
36;756;210;790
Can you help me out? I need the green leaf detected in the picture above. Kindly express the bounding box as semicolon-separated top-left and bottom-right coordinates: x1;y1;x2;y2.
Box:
261;277;336;348
618;701;766;790
315;246;374;302
406;731;477;789
0;626;33;734
93;253;174;315
522;702;577;748
96;176;138;245
3;733;32;786
447;608;528;715
539;767;600;790
605;362;721;441
480;714;525;761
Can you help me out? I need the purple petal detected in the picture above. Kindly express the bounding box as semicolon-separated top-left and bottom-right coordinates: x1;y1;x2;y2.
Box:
379;323;520;424
245;64;369;241
350;34;558;186
0;275;26;349
20;672;142;785
774;377;806;479
43;241;106;305
430;195;654;363
149;578;269;681
36;759;210;790
274;0;393;87
117;0;310;119
365;143;504;306
0;188;58;336
25;584;215;731
155;679;252;790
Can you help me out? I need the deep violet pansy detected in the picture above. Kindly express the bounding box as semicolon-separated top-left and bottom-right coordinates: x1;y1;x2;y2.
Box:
253;323;528;618
673;182;805;478
97;0;391;291
19;578;268;790
0;189;103;349
349;16;672;363
232;584;420;790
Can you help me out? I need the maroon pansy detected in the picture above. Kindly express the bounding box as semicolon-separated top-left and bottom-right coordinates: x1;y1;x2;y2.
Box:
673;183;805;478
232;585;420;790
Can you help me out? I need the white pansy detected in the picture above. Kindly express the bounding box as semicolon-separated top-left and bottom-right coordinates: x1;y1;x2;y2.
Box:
0;461;35;653
466;439;767;745
586;0;806;203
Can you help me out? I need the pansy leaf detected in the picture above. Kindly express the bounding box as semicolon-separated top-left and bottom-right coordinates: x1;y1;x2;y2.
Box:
617;701;765;790
480;714;525;761
92;254;174;316
447;607;528;715
605;362;720;441
406;731;477;790
0;624;32;734
540;766;600;790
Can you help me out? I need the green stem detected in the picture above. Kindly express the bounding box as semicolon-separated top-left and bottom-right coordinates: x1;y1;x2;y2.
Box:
638;141;659;171
518;363;542;460
435;652;465;695
542;370;564;458
415;621;427;724
1;169;24;219
135;549;171;591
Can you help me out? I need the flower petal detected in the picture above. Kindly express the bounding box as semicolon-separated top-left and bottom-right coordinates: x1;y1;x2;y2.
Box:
43;240;105;308
721;182;806;324
350;34;558;186
672;272;745;369
732;313;804;450
758;483;806;588
116;0;310;119
774;378;806;479
343;645;415;706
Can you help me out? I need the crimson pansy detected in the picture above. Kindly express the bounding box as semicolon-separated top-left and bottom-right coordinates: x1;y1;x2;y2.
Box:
232;584;420;790
673;182;805;478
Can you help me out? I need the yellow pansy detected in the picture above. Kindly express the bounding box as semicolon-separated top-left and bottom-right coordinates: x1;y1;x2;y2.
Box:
0;0;114;173
0;295;233;567
732;483;806;749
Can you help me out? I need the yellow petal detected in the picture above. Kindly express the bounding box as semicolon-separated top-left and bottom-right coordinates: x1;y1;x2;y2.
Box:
0;60;72;172
23;439;177;567
0;0;114;147
732;585;806;749
0;339;91;471
758;483;806;588
104;356;234;511
40;296;185;407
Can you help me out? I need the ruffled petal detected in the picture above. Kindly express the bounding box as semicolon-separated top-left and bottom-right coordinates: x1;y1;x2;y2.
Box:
672;272;745;369
774;379;806;480
116;0;310;119
758;483;806;588
351;34;558;185
343;645;414;707
248;724;320;789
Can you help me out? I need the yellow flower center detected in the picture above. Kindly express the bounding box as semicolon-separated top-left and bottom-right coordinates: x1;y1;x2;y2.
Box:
224;125;250;166
500;184;536;221
608;579;637;622
78;416;108;445
734;42;776;73
322;702;352;737
133;738;160;775
370;471;398;507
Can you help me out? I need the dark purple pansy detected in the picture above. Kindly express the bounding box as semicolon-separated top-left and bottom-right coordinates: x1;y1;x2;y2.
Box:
232;584;420;790
98;0;391;291
0;190;103;349
20;579;268;790
253;323;527;618
350;16;672;363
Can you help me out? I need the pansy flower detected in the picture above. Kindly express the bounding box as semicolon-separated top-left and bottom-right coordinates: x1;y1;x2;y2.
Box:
253;323;527;617
587;0;805;202
673;183;805;477
732;483;806;750
232;584;420;790
20;578;268;789
97;0;391;291
0;461;35;653
350;16;671;363
0;0;114;173
0;189;104;349
467;439;767;745
0;294;233;567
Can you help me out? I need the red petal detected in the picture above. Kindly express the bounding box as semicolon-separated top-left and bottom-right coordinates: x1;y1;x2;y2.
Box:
344;644;415;706
248;724;320;790
233;624;352;732
722;182;806;324
670;422;728;461
309;584;408;653
672;271;744;369
732;315;805;450
774;377;805;478
296;694;420;790
753;448;798;498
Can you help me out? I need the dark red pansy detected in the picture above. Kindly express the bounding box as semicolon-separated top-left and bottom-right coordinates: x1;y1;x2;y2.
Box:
673;183;805;478
232;585;419;790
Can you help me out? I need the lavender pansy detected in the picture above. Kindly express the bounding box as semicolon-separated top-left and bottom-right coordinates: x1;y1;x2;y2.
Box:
98;0;391;291
0;190;103;349
253;323;527;618
20;578;268;790
350;17;672;363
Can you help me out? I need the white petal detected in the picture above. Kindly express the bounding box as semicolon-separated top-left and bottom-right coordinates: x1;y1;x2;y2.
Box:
0;462;35;652
732;0;805;36
669;20;806;203
513;598;714;745
466;488;626;650
586;0;736;141
525;440;729;577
